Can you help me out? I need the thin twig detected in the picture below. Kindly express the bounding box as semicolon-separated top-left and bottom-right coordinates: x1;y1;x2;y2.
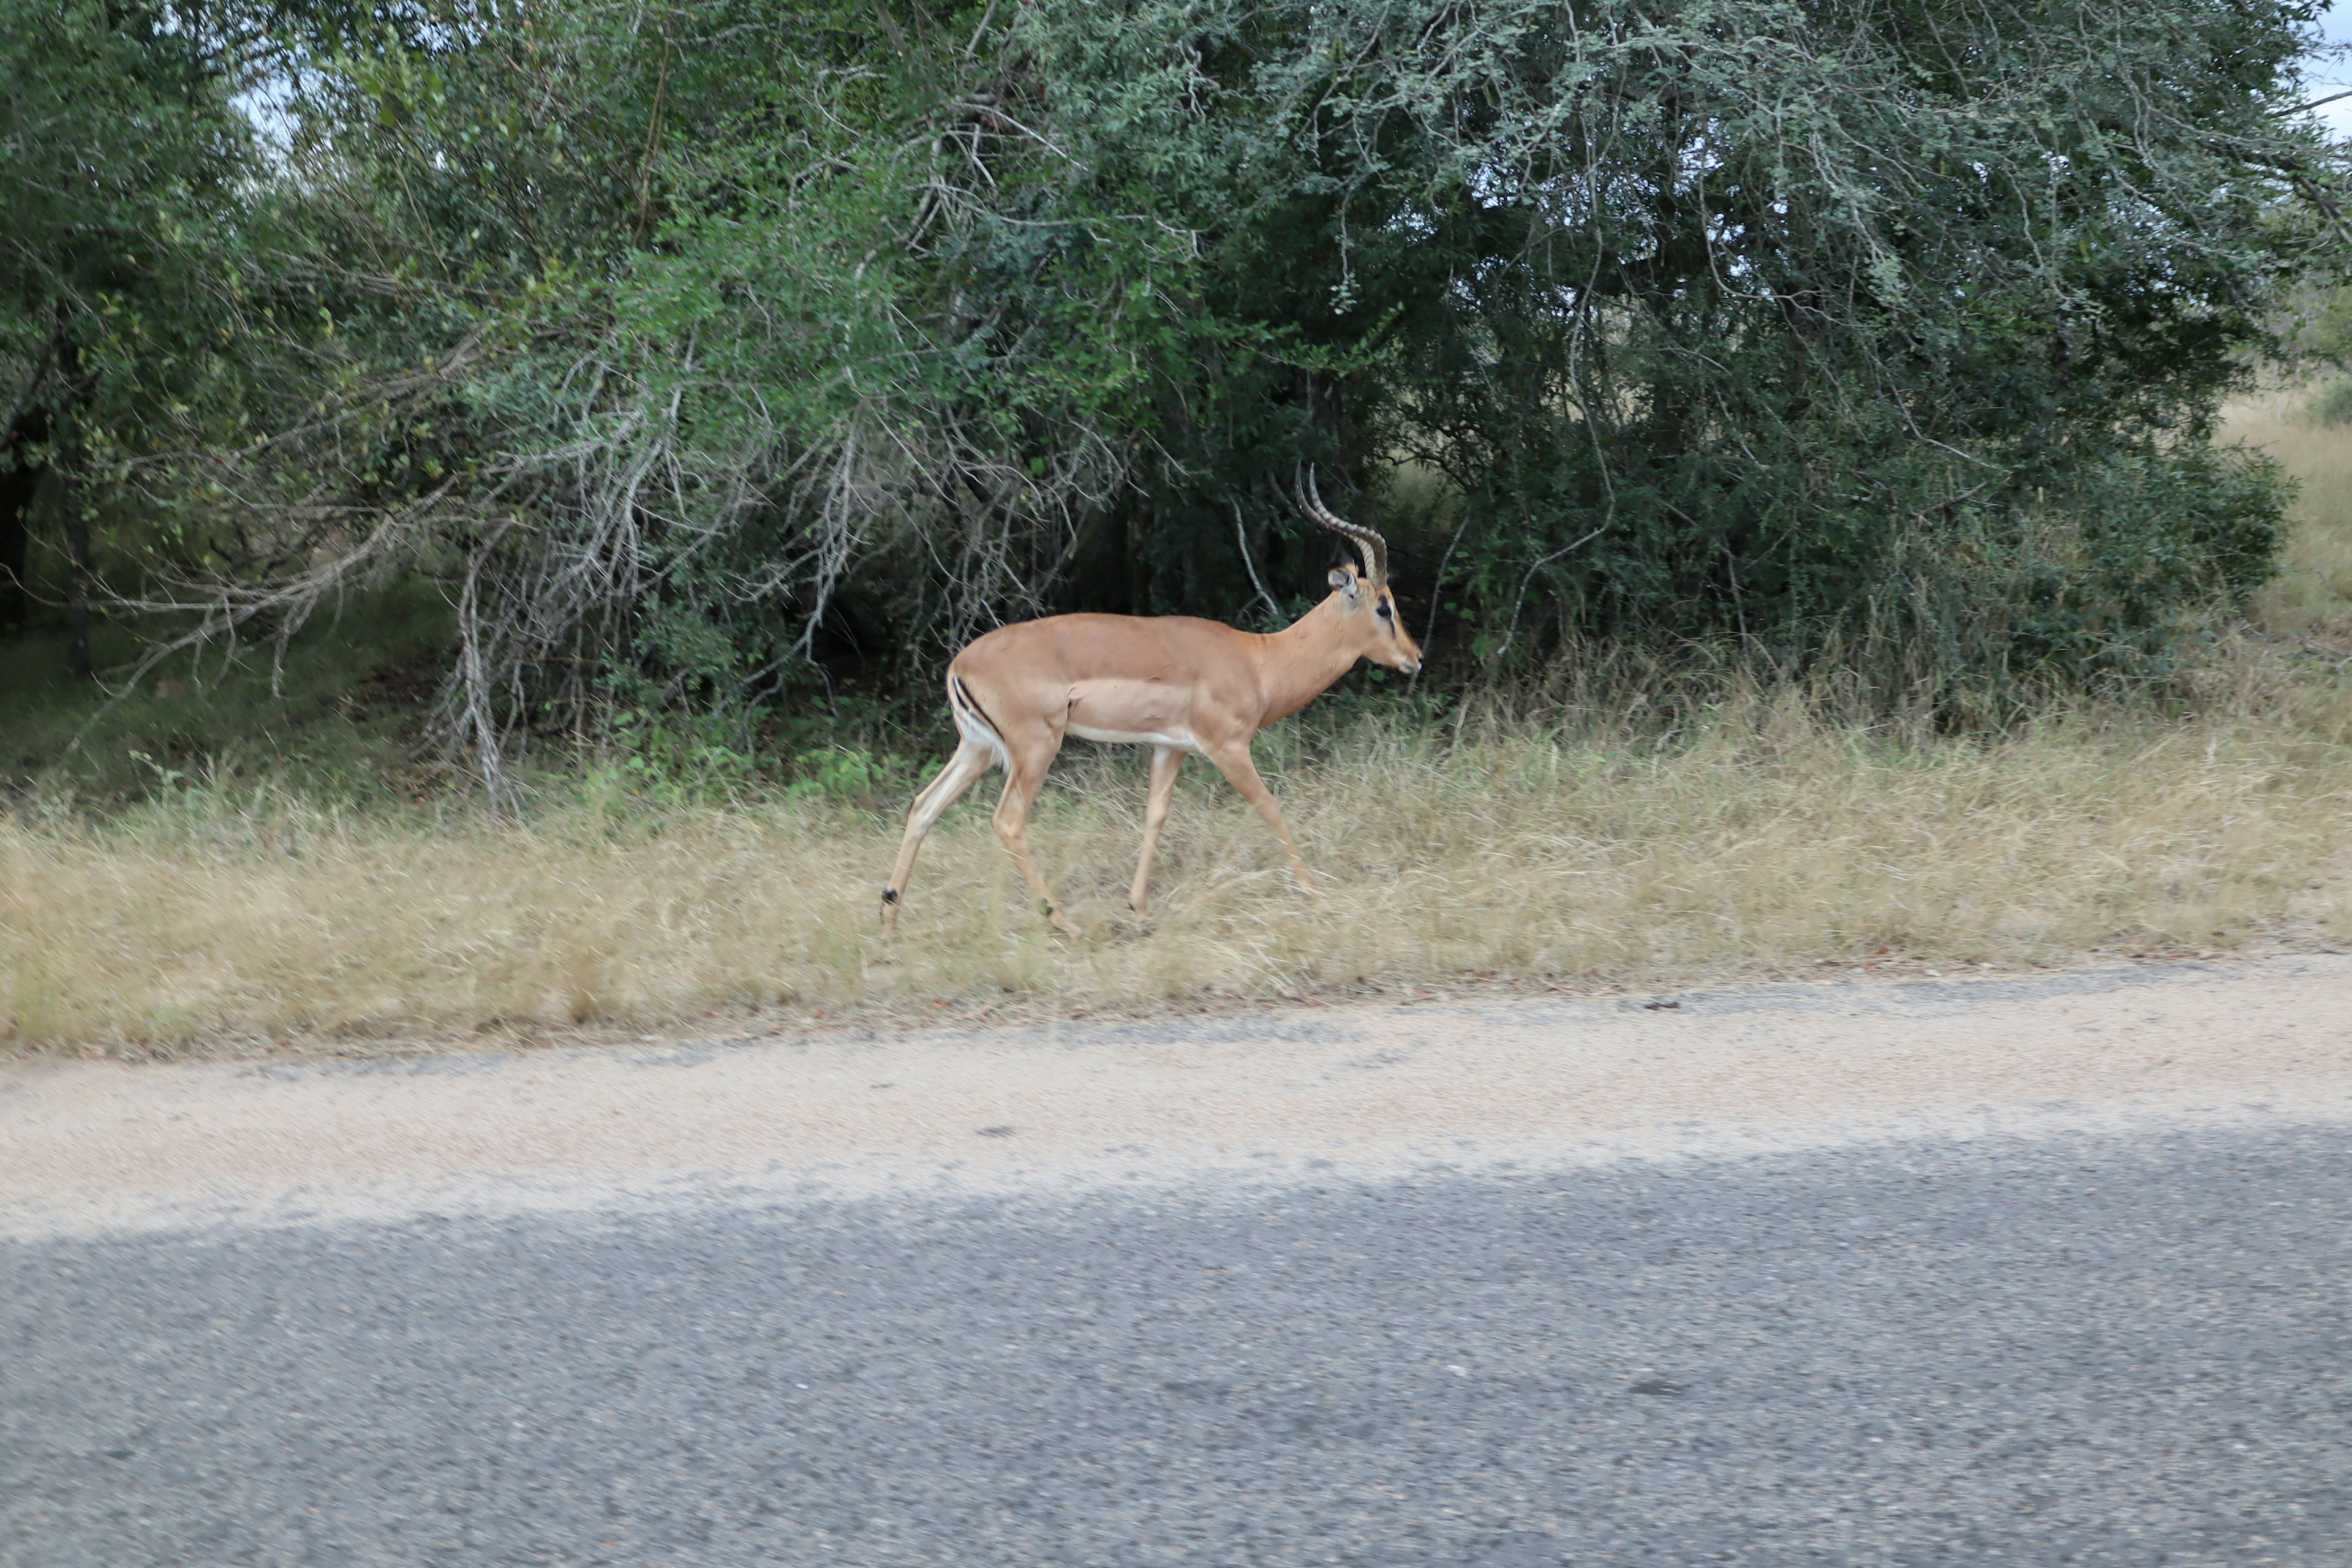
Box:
1493;526;1606;663
1231;497;1281;624
1418;512;1470;674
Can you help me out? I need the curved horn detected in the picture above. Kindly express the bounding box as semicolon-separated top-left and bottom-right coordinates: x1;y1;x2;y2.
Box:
1292;465;1390;587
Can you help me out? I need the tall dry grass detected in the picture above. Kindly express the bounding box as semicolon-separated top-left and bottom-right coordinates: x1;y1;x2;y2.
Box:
2;405;2348;1055
2229;389;2352;644
5;692;2349;1053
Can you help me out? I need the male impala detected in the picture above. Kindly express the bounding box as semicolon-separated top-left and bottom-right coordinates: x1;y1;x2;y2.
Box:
882;472;1423;934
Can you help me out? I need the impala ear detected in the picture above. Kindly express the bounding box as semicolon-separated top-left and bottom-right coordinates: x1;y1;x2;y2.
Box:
1328;566;1362;600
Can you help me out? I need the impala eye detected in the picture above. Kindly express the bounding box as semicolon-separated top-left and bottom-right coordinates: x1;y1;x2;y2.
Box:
1376;601;1393;622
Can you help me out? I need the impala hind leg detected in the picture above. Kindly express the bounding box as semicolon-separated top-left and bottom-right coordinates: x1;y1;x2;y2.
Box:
1202;739;1317;895
881;739;997;926
991;728;1081;936
1128;745;1185;915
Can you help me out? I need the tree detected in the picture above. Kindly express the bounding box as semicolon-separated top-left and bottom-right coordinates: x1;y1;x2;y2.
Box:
0;0;261;673
102;0;2352;786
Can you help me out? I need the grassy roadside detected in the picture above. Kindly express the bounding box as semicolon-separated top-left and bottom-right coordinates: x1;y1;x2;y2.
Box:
6;697;2349;1055
4;408;2350;1057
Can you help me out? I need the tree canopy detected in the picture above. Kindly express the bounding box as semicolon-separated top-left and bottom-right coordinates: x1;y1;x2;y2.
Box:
0;0;264;663
5;0;2346;777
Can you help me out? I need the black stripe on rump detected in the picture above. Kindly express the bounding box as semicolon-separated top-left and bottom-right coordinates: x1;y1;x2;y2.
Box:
950;674;1007;746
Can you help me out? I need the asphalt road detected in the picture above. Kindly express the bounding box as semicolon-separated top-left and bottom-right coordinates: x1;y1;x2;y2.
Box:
6;1122;2348;1567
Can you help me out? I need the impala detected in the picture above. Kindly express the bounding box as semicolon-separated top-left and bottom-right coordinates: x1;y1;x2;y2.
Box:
882;471;1423;933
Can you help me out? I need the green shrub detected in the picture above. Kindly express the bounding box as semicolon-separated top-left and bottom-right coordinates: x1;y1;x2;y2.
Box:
2307;379;2352;429
17;0;2335;766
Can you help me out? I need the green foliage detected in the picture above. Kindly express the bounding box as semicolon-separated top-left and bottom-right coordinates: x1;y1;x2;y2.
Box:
0;0;270;657
414;0;2350;725
0;0;255;369
0;582;450;803
6;0;2344;772
1888;446;2293;695
1041;0;2332;702
593;706;762;807
2309;378;2352;427
782;747;895;807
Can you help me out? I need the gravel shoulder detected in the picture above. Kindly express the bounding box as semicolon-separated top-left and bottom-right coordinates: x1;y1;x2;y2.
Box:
4;956;2350;1239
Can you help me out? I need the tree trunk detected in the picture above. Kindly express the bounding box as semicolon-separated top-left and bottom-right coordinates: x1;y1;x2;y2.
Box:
1126;489;1155;617
0;471;32;630
0;407;47;628
53;336;92;679
62;467;91;679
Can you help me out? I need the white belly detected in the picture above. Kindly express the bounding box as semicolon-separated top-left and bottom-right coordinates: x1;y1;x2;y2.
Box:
1066;723;1197;750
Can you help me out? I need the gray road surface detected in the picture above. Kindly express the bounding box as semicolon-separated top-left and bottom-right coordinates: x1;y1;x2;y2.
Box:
6;1122;2349;1567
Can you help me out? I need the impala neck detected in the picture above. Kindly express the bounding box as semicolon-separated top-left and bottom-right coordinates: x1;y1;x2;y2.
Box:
1254;594;1363;725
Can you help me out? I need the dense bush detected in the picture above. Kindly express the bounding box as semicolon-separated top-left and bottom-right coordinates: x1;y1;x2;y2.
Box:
3;0;2345;780
0;0;263;665
2309;378;2352;426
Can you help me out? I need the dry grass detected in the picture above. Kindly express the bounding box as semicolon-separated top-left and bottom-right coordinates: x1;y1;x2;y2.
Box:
4;407;2351;1057
2230;388;2352;645
5;693;2350;1054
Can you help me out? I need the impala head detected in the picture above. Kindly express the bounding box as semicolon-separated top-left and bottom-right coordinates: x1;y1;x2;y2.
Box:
1296;466;1422;675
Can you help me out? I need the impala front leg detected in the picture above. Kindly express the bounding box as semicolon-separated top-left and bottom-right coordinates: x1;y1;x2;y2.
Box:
1128;745;1185;914
1202;739;1317;896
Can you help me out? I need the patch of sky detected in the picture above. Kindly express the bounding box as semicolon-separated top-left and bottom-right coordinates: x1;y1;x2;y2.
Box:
2306;2;2352;139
